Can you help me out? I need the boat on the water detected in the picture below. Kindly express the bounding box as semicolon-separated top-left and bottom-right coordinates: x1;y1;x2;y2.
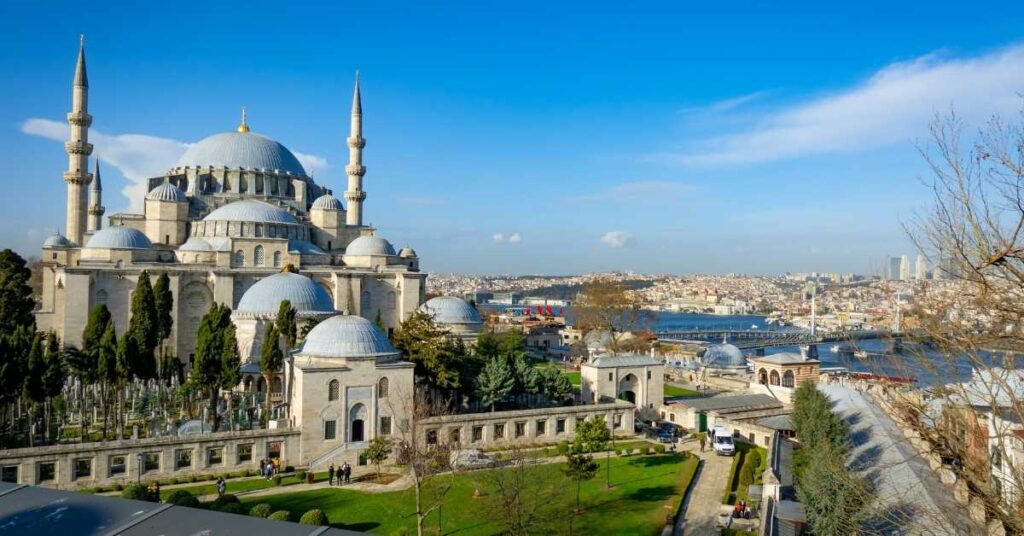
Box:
854;350;870;359
830;344;841;353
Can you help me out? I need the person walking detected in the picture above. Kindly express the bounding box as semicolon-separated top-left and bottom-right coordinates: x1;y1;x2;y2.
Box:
699;434;705;453
328;463;336;486
216;477;226;497
343;462;351;484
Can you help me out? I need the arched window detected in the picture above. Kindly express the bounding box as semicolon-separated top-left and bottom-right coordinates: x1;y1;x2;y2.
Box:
758;368;768;385
769;370;780;386
360;290;372;317
271;377;282;394
328;379;340;401
257;377;266;393
378;377;389;398
254;245;265;266
272;251;282;268
782;370;795;388
233;250;245;267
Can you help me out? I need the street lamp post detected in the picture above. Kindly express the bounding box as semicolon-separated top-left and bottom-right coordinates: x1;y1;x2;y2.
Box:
136;452;142;484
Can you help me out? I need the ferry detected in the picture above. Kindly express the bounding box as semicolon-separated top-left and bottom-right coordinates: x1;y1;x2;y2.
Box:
830;344;841;353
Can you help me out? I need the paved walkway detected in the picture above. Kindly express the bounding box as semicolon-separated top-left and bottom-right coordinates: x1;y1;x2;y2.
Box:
821;384;977;535
676;443;732;536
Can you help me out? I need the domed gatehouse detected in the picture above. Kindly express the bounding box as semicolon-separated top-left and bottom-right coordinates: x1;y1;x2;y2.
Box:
290;315;414;466
419;296;483;343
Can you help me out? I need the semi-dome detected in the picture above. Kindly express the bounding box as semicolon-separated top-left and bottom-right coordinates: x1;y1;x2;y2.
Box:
420;296;482;326
311;194;344;211
345;235;396;256
85;227;152;250
178;237;213;251
703;339;747;369
43;233;72;248
299;315;398;359
236;272;335;316
203;200;298;225
174;132;307;176
146;182;187;202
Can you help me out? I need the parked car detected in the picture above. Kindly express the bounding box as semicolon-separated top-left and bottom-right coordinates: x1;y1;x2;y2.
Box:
450;449;495;470
657;431;674;443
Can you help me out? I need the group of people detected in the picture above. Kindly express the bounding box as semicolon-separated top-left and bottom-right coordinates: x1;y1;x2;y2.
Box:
732;500;751;519
259;457;280;480
328;462;352;486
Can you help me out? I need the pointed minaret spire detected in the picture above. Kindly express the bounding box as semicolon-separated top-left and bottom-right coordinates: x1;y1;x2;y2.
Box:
237;106;250;133
74;35;88;88
64;36;94;245
87;158;104;232
345;72;367;227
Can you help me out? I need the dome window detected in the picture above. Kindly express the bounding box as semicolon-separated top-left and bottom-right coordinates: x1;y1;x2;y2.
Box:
254;245;265;266
272;251;282;268
233;250;245;267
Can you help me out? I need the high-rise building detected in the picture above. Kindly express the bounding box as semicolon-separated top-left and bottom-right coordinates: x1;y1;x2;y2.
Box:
915;255;928;280
888;256;902;281
900;254;911;281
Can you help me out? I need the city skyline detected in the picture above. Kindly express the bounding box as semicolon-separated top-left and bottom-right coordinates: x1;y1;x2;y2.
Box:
4;1;1024;274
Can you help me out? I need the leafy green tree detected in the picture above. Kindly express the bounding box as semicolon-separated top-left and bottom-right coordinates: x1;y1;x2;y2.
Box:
114;330;139;436
275;300;297;411
539;366;574;404
563;450;599;513
96;322;118;439
41;333;65;443
190;303;241;431
258;323;283;420
575;415;612;487
22;333;44;446
511;355;541;407
128;272;158;380
392;310;468;396
0;249;36;335
152;273;174;384
363;436;392;479
476;355;514;411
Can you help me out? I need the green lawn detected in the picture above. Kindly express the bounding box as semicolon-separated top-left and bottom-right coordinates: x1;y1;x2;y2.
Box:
241;453;698;535
664;384;700;398
531;360;581;386
722;442;768;506
158;472;315;500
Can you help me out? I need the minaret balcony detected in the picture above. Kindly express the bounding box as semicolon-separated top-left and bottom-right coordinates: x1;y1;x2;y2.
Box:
66;112;93;127
347;136;366;149
63;171;93;185
345;164;366;176
345;190;366;202
64;140;94;155
88;205;106;216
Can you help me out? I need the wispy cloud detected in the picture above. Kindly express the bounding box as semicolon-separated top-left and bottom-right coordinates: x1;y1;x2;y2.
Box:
674;44;1024;166
493;232;522;244
678;90;771;116
21;118;328;212
571;180;694;203
600;231;634;248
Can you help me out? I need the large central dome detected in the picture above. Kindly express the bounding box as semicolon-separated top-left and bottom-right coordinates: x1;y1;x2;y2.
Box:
174;132;307;176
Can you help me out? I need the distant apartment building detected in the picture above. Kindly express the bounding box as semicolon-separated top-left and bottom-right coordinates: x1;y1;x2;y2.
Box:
889;256;903;281
915;255;928;280
900;254;911;280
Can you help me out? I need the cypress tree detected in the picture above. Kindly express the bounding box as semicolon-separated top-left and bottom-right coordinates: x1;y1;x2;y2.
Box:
128;272;158;380
41;333;65;443
190;304;240;431
259;323;283;420
0;249;36;335
96;322;117;439
476;355;513;411
274;300;297;414
152;273;173;342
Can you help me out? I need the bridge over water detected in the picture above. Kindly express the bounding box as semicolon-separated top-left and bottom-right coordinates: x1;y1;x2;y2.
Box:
656;329;890;351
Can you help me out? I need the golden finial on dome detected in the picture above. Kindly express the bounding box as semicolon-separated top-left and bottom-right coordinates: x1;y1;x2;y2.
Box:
237;106;250;133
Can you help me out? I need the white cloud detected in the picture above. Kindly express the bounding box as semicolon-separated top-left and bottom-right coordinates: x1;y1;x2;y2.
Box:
678;90;771;116
21;118;328;212
600;231;634;248
493;232;522;244
676;44;1024;166
572;180;694;203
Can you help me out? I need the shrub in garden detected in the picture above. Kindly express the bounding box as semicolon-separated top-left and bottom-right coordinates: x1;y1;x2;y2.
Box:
112;483;123;491
250;503;273;518
644;446;652;455
208;494;240;511
273;475;283;486
296;470;307;481
556;440;570;456
299;509;329;526
284;465;295;473
164;490;199;507
220;502;246;515
268;510;291;521
121;483;152;501
654;444;666;454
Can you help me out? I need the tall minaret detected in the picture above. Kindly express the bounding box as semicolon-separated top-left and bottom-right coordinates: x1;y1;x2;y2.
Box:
87;158;104;232
344;73;366;227
65;36;93;245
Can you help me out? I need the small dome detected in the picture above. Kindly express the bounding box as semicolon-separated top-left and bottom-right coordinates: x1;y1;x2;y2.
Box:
236;272;335;316
203;200;298;225
85;227;152;250
178;237;213;251
288;240;326;255
174;131;307;175
311;194;344;211
299;315;398;359
703;340;747;369
146;182;187;202
43;233;72;248
398;246;417;258
345;235;396;256
420;296;482;326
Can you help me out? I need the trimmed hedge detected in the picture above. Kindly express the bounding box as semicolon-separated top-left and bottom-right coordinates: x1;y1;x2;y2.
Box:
249;503;273;518
208;494;240;511
164;489;199;507
121;484;153;501
299;509;328;526
268;510;291;521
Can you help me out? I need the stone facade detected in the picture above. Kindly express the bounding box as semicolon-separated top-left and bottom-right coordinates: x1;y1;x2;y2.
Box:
580;354;665;420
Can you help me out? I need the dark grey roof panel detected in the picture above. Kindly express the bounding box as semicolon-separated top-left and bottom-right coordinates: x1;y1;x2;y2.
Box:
0;485;164;536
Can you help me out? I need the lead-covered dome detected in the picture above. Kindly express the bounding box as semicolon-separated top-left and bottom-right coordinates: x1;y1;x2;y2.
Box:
146;182;187;202
174;132;307;176
203;200;298;224
345;235;396;256
85;227;152;250
43;233;72;248
703;339;747;369
420;296;482;326
236;272;335;316
299;315;398;359
311;194;344;211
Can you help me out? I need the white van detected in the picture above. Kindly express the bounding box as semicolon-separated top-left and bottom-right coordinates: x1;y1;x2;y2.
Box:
711;425;735;456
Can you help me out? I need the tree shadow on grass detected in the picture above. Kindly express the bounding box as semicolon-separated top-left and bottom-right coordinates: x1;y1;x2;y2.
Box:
336;521;380;532
626;454;684;468
625;485;677;503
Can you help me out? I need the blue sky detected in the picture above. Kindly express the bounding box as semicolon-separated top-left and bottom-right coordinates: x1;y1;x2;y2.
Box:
3;1;1024;275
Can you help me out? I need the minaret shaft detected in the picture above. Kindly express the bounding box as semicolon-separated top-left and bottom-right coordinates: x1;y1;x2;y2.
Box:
65;36;93;244
345;73;366;227
87;159;104;232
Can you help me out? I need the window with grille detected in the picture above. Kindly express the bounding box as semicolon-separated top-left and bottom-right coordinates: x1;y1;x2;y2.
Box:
378;377;389;398
379;416;392;435
233;250;244;267
324;420;337;440
328;379;340;401
273;251;282;267
254;245;265;266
